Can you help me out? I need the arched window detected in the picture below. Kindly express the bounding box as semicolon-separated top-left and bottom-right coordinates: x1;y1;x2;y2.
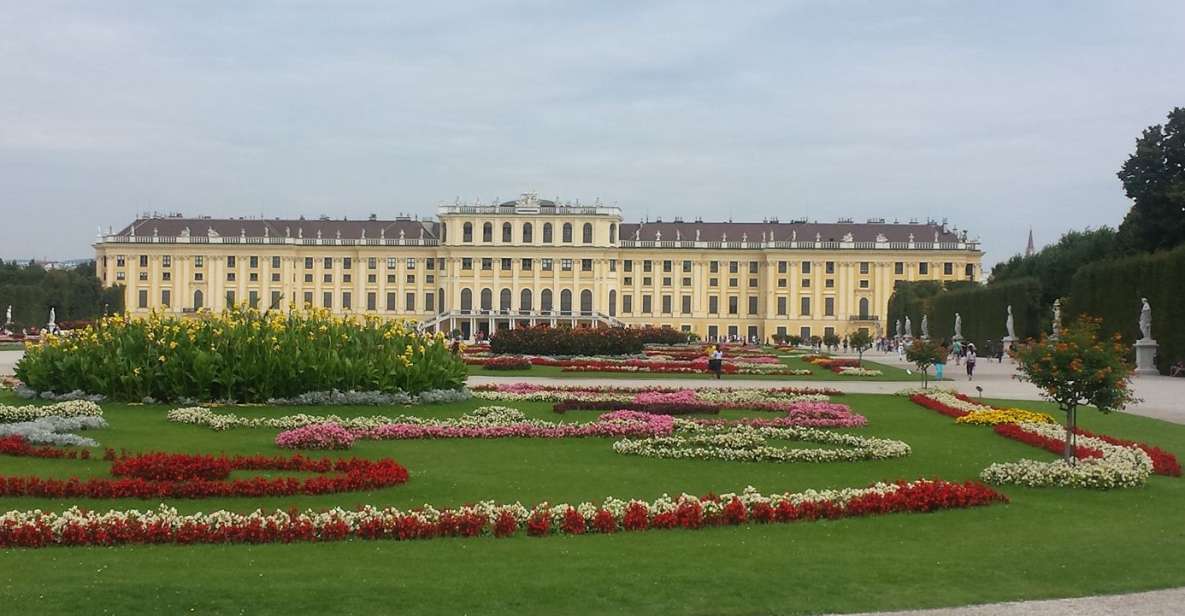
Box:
858;297;870;319
438;287;446;314
580;289;592;314
499;288;512;312
193;289;204;310
522;222;533;243
541;289;553;312
582;223;593;244
482;222;493;243
462;223;473;243
480;288;493;311
520;288;533;312
543;223;553;243
608;290;616;316
460;288;473;311
609;223;616;244
562;223;573;243
502;222;512;243
560;289;573;314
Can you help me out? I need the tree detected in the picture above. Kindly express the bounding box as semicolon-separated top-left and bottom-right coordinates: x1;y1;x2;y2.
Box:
989;227;1118;309
822;331;840;351
906;338;947;387
787;335;803;347
1116;107;1185;254
847;330;873;364
1010;317;1137;463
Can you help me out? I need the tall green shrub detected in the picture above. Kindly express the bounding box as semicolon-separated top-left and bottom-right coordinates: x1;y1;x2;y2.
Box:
0;260;123;329
1067;245;1185;373
928;278;1043;348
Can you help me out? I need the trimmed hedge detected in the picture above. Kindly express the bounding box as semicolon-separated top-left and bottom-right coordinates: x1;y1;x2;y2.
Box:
489;326;645;356
927;278;1043;348
1068;245;1185;373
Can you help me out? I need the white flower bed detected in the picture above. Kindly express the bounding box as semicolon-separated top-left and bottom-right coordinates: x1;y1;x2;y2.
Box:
0;400;103;423
612;420;910;463
0;415;109;447
168;405;526;431
838;367;883;376
980;422;1154;489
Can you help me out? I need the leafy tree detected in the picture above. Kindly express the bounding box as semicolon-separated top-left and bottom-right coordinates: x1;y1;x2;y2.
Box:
989;227;1118;309
0;260;123;330
906;338;947;387
1116;107;1185;253
1011;317;1137;463
787;335;803;347
822;331;840;351
847;330;873;364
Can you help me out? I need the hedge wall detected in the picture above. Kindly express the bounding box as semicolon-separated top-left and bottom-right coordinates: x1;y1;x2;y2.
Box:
1067;245;1185;373
886;281;943;338
927;277;1043;348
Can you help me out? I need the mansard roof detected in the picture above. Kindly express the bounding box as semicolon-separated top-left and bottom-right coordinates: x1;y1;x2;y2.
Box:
617;221;962;244
114;217;437;240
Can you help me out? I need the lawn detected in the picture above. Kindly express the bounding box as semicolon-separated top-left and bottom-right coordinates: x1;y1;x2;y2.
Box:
1;390;1183;615
468;353;926;382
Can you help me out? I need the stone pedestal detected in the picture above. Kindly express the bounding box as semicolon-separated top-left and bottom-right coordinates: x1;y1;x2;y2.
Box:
1135;338;1159;376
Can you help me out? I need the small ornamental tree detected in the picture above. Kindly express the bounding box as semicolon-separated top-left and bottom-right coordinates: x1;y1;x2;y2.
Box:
847;330;873;365
906;338;947;387
809;335;822;349
787;335;803;347
822;332;840;352
1010;316;1137;463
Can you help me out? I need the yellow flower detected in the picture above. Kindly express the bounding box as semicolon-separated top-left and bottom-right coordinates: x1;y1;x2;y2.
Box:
158;355;167;363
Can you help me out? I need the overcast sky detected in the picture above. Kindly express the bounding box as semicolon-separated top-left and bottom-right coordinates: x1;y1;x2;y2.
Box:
2;1;1182;266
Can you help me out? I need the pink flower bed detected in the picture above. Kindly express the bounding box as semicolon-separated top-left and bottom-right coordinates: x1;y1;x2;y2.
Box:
694;402;867;428
275;423;357;450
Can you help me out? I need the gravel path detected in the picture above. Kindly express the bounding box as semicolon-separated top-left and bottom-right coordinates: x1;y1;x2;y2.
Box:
834;587;1185;615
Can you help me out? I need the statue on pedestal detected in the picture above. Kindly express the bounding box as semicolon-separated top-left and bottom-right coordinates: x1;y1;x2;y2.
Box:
47;307;57;334
904;316;912;338
1139;297;1152;341
954;312;963;340
921;314;929;339
1134;297;1159;376
1051;299;1062;339
1005;305;1015;340
895;319;902;338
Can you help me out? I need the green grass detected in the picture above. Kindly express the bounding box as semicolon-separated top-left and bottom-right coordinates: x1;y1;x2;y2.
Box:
1;391;1184;614
469;353;925;381
0;342;24;351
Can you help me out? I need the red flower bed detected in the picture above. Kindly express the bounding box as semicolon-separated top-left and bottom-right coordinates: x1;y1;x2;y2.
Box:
908;393;971;418
551;400;722;415
0;435;92;460
0;437;409;499
1072;428;1182;476
0;479;1006;549
992;423;1103;460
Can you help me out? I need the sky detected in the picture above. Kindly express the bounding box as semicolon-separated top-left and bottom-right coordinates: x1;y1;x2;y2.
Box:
1;1;1183;267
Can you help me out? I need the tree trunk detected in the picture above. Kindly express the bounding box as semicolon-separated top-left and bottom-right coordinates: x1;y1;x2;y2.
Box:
1063;406;1077;464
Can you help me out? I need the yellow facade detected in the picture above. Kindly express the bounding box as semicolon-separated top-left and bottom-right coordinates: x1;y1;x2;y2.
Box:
95;195;982;341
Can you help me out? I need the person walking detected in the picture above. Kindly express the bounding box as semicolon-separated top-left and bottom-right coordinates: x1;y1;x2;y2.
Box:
966;343;977;381
710;347;724;379
935;340;948;381
952;339;962;366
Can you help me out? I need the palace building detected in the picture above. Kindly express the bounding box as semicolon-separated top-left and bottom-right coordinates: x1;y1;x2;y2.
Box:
94;193;983;342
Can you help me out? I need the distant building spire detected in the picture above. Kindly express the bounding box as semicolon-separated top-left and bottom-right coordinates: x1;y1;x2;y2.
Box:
1025;228;1035;257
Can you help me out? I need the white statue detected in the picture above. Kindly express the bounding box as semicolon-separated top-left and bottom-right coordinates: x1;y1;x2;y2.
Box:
904;316;912;337
895;319;903;338
921;314;929;339
1139;297;1152;341
1005;305;1015;339
4;305;10;326
47;307;56;332
1052;299;1062;338
954;313;963;339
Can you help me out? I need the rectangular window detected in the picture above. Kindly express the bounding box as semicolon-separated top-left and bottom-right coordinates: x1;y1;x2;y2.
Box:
462;258;473;270
624;277;633;286
368;257;377;270
367;292;377;311
709;278;718;287
425;292;435;312
749;261;758;274
323;274;332;283
728;296;738;315
162;272;172;281
643;260;653;273
304;273;313;283
303;291;313;307
663;260;672;273
248;290;259;309
825;279;834;288
271;290;282;309
709;296;719;314
137;289;148;308
273;256;282;269
681;277;691;286
140;255;150;267
609;259;616;272
161;289;171;307
162;256;172;268
581;259;593;272
825;261;835;274
227;256;236;267
248;256;258;268
406;274;415;284
561;259;573;271
386;274;396;283
800;297;811;316
306;257;314;269
800;326;811;340
367;274;376;284
859;280;870;289
386;292;397;311
728;278;738;288
226;290;236;306
342;292;352;310
777;296;787;315
682;260;692;273
521;258;533;271
661;295;672;314
681;295;692;314
944;262;953;275
406;258;416;270
860;261;869;275
662;277;671;286
271;273;281;282
895;261;904;275
919;262;930;275
622;295;633;313
802;278;811;288
642;295;653;313
642;277;652;286
748;296;758;315
709;261;719;274
778;261;787;274
387;257;398;269
343;257;352;270
825;297;835;316
749;278;758;288
426;259;435;270
323;292;332;308
729;261;738;274
481;258;492;271
406;292;415;311
194;273;203;282
249;273;259;282
542;259;553;271
226;272;236;282
801;261;811;274
323;257;332;269
501;258;513;271
623;260;633;273
777;278;786;288
116;256;126;267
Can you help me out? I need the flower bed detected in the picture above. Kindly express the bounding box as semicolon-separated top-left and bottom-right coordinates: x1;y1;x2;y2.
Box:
348;408;675;443
0;438;409;499
552;400;722;415
481;356;532;371
0;400;103;423
0;416;108;447
489;326;648;356
274;423;358;450
956;408;1056;426
837;367;883;377
612;423;910;463
0;479;1006;549
472;383;840;404
1072;428;1182;476
15;307;466;403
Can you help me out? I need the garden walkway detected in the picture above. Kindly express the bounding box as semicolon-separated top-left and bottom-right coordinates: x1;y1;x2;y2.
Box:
837;586;1185;615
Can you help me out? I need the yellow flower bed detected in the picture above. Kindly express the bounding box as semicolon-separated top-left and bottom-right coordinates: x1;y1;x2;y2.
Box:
955;408;1056;426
